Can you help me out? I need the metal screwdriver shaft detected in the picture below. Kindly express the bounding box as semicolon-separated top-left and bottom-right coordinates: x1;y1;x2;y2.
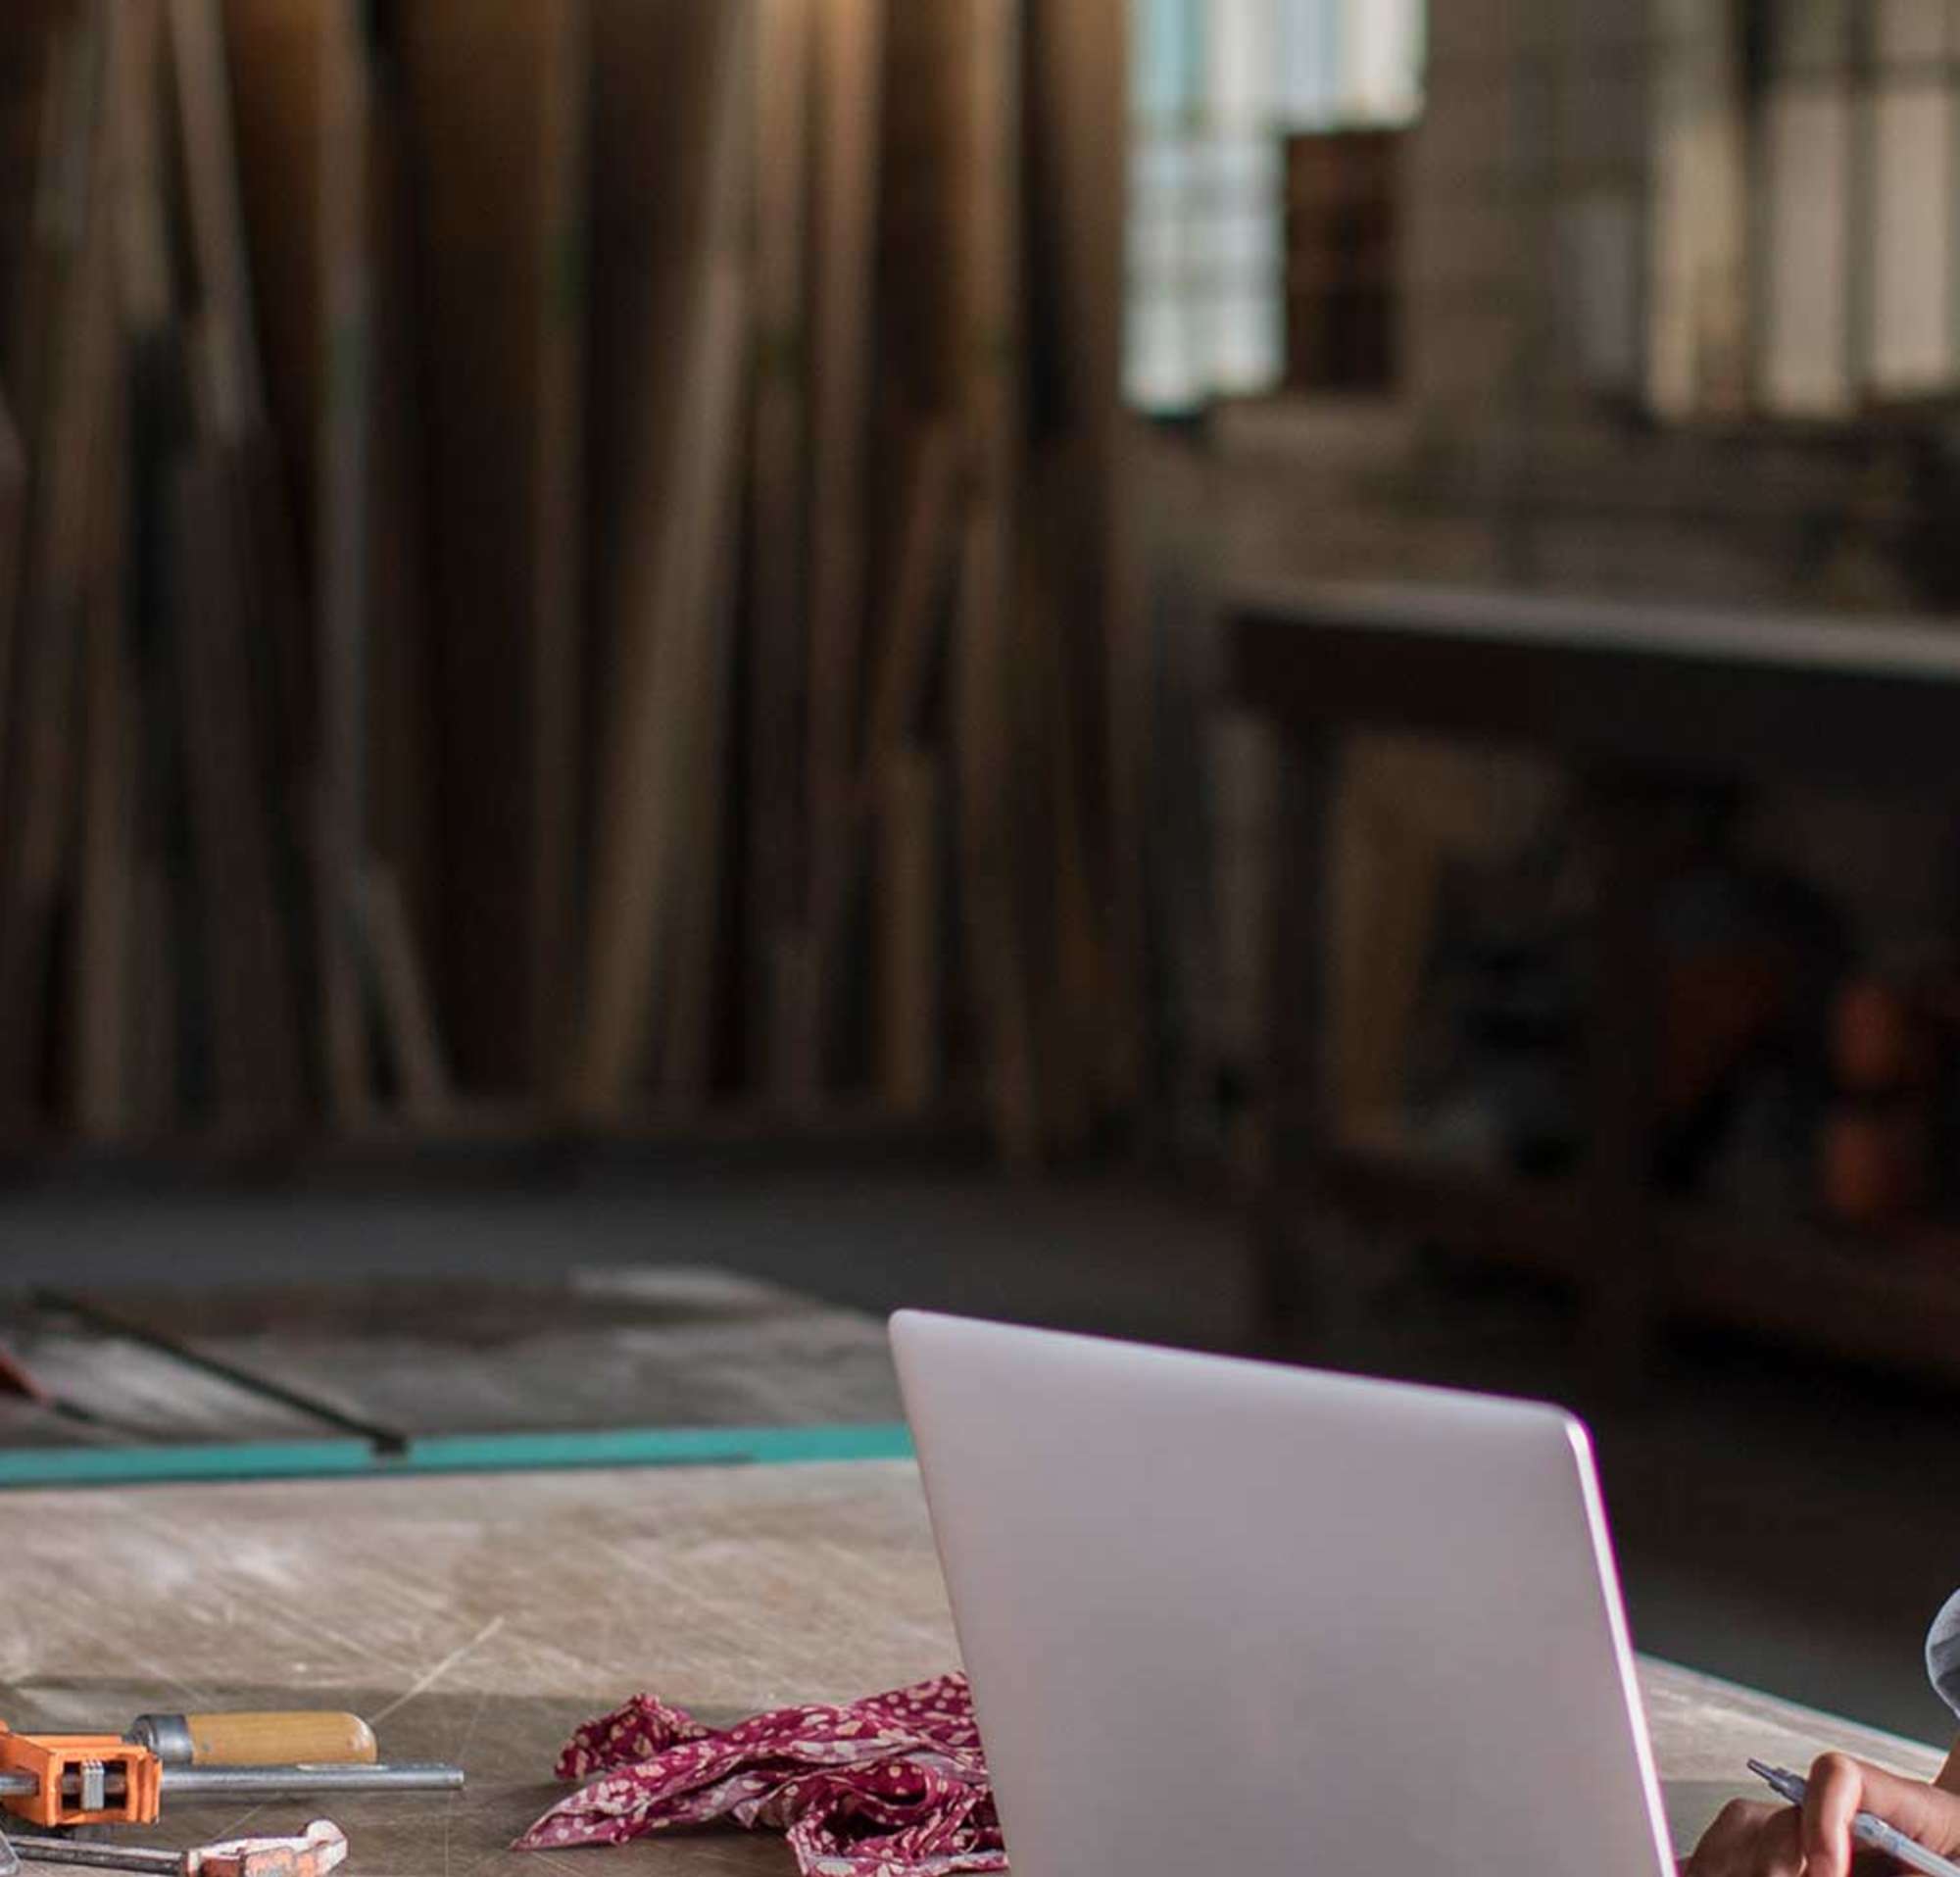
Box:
0;1761;463;1804
159;1763;464;1798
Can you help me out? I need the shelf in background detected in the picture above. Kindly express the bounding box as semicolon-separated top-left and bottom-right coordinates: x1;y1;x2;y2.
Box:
0;1094;996;1190
1667;1208;1960;1381
1301;1121;1960;1383
1320;1129;1587;1282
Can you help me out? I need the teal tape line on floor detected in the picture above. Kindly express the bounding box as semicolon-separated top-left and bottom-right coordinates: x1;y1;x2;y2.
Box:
0;1440;377;1488
0;1423;915;1490
408;1423;915;1472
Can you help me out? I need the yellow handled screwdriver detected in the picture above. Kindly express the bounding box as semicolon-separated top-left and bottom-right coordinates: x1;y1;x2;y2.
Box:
122;1716;375;1769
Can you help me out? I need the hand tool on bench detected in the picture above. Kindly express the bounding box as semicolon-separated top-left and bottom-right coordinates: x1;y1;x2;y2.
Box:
120;1718;373;1769
0;1722;462;1874
0;1758;457;1877
0;1713;372;1787
0;1740;463;1827
2;1818;347;1877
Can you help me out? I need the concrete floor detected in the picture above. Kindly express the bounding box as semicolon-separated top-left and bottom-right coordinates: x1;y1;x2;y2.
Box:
2;1164;1954;1750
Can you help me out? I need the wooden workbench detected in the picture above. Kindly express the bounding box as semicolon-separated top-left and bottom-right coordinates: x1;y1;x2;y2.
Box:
2;1459;1942;1871
1231;579;1960;1378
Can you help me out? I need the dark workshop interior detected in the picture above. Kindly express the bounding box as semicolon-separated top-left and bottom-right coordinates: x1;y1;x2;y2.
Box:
8;1;1960;1872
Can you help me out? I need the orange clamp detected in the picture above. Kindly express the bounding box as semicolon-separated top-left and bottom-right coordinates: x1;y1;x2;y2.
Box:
0;1724;164;1827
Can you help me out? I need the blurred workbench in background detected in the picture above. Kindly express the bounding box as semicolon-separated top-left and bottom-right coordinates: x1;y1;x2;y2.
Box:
1234;580;1960;1381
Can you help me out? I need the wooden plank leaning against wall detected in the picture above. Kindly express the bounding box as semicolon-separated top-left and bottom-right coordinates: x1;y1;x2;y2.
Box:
0;5;127;1121
748;0;815;1103
793;0;886;1104
569;0;755;1117
207;0;361;1127
0;0;1143;1160
398;0;587;1100
1026;0;1137;1125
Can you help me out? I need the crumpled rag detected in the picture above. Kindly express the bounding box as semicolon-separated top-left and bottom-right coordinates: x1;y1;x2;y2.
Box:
514;1672;1005;1877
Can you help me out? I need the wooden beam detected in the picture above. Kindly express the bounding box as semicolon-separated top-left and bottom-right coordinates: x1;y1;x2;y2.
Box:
167;0;266;440
746;0;813;1102
360;861;451;1122
74;0;170;1140
220;0;378;1120
360;18;441;1057
0;391;21;766
169;451;307;1129
0;7;121;1115
1024;0;1137;1111
866;420;962;769
570;0;753;1115
169;0;321;1118
795;0;885;1100
656;464;745;1106
877;747;941;1116
399;0;587;1095
951;0;1038;1161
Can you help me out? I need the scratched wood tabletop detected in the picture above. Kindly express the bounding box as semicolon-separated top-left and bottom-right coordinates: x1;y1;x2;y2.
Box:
1;1460;1944;1873
0;1268;905;1454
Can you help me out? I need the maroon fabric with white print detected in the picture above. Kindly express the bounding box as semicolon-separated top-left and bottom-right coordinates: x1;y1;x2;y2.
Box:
514;1673;1007;1876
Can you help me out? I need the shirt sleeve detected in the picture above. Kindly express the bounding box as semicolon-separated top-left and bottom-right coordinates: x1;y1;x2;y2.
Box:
1928;1590;1960;1720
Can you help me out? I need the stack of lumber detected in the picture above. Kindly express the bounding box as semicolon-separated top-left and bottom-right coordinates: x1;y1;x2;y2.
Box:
0;0;1138;1162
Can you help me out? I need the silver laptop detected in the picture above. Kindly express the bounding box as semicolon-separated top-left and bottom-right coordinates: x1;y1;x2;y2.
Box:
891;1309;1675;1876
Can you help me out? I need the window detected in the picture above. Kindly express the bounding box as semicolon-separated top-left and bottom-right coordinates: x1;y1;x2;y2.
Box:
1126;0;1425;413
1651;0;1960;420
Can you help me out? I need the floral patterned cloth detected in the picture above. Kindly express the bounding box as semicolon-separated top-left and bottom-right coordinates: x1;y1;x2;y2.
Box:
514;1673;1006;1877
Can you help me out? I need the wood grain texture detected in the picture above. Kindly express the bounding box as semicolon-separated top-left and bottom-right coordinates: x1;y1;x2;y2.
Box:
0;1299;331;1443
3;1462;956;1877
951;0;1038;1162
361;31;440;1006
311;0;375;1125
657;488;743;1105
168;453;306;1128
1229;580;1960;793
168;0;266;441
220;0;405;1124
217;0;322;531
170;0;316;1123
0;4;121;1115
572;0;752;1115
0;1461;1938;1875
804;0;884;857
877;749;942;1116
399;0;586;1096
0;6;77;412
865;422;961;770
169;0;315;771
179;1710;376;1767
72;335;133;1139
794;0;885;1101
51;1266;902;1437
0;390;22;780
746;0;813;1102
1024;0;1137;1110
359;861;452;1120
72;0;168;1138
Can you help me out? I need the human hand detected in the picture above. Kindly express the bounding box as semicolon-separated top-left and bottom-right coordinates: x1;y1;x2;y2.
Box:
1682;1754;1960;1877
1681;1795;1800;1875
